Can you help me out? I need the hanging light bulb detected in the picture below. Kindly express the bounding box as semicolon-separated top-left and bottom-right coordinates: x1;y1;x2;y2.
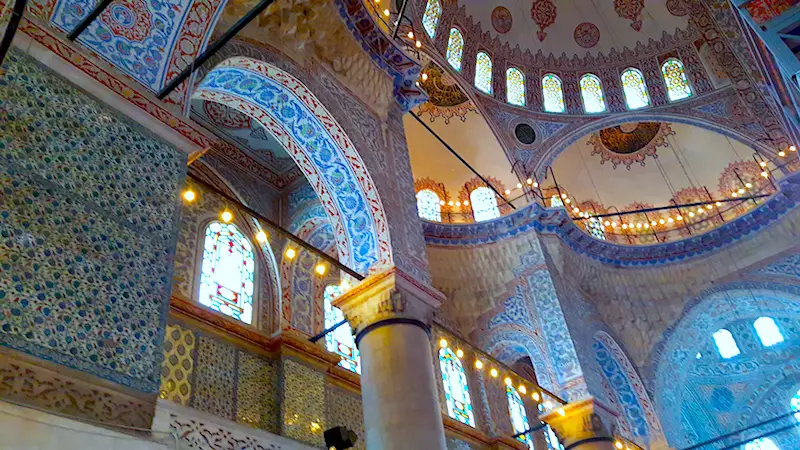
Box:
439;338;448;348
456;349;464;358
778;150;786;157
285;248;296;260
182;189;196;202
667;217;674;223
604;220;611;226
761;171;769;178
526;178;533;185
644;222;650;229
636;223;642;229
463;200;469;206
688;211;695;218
738;188;745;194
504;377;512;387
533;182;539;188
532;392;540;402
561;193;567;199
573;207;580;213
415;41;422;48
407;31;414;39
745;182;753;189
421;73;428;81
676;215;683;221
622;223;628;229
474;360;483;369
490;368;498;378
518;385;527;394
611;221;617;227
790;145;797;152
650;220;657;226
659;219;665;225
315;264;327;276
439;200;445;206
516;183;523;189
256;230;268;243
221;210;233;223
760;161;768;167
505;189;511;195
383;8;389;16
558;408;566;417
716;202;722;207
564;198;571;204
455;201;461;207
448;200;454;206
340;279;351;290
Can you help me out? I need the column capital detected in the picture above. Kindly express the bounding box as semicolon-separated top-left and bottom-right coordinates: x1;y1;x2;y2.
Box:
332;267;445;345
539;398;616;449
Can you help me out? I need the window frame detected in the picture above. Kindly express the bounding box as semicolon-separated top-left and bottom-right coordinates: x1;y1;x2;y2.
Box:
416;188;442;222
620;67;651;111
712;328;741;359
446;28;465;72
474;51;493;94
506;67;527;107
579;73;607;114
469;186;501;222
753;316;785;347
541;73;566;113
660;58;693;103
422;0;442;39
438;346;477;427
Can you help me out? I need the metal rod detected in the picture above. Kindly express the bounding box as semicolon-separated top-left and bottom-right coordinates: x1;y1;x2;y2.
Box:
511;421;548;439
680;410;799;450
157;0;276;99
186;172;365;281
733;169;759;207
0;0;27;68
409;112;515;209
573;194;770;221
391;0;410;41
547;166;564;208
309;319;347;343
66;0;113;41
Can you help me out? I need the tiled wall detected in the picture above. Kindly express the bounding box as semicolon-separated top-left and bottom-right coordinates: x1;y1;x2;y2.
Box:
0;50;185;394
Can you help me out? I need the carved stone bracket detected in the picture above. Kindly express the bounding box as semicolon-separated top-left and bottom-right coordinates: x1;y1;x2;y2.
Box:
332;267;445;342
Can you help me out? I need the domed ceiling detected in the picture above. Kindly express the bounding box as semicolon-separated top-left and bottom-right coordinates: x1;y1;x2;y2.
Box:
461;0;691;57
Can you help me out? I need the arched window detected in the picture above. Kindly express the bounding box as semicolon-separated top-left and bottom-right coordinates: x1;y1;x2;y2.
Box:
470;187;500;222
416;189;442;222
579;74;607;113
549;195;564;208
324;285;360;373
422;0;442;38
506;67;526;106
199;222;255;324
506;385;534;450
744;438;779;450
542;73;566;113
791;388;800;422
661;59;692;102
475;52;493;94
447;28;464;71
712;329;740;359
587;217;606;240
439;347;475;426
620;68;650;110
754;317;784;347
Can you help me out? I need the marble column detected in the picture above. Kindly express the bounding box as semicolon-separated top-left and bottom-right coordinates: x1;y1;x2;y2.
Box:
539;398;616;450
333;267;447;450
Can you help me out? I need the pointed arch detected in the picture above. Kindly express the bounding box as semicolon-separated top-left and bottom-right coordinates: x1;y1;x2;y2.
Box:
439;347;476;426
541;73;565;113
593;331;666;446
194;57;391;275
661;58;692;102
506;67;526;106
422;0;442;38
470;187;500;221
475;52;493;94
416;189;442;221
621;68;650;110
579;73;607;113
447;28;465;71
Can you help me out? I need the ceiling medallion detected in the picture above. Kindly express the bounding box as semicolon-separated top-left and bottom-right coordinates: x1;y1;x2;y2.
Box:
531;0;557;42
492;6;513;34
418;62;470;107
574;22;600;48
588;122;675;170
666;0;689;17
614;0;644;31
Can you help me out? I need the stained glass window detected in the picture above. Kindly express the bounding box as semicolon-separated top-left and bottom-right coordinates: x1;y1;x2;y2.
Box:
712;329;740;359
754;317;784;347
580;74;606;113
475;52;493;94
506;386;534;450
621;68;650;110
544;424;565;450
470;187;500;222
506;68;526;106
541;74;565;113
744;438;779;450
661;59;692;102
439;347;475;426
199;222;255;324
324;285;360;374
447;28;464;71
416;189;442;222
587;217;606;240
549;195;564;208
423;0;442;38
791;388;800;422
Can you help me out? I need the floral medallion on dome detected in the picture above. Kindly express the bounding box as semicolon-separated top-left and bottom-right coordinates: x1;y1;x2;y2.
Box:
492;6;513;34
614;0;644;31
588;122;674;169
574;22;600;48
202;101;252;129
416;62;476;123
531;0;557;42
745;0;798;25
98;0;153;42
666;0;689;17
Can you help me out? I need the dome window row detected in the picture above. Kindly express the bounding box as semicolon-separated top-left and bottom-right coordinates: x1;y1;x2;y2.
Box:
711;316;786;359
426;6;694;113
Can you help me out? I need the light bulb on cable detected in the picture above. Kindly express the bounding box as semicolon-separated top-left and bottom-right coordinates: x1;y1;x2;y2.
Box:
256;230;268;243
221;210;233;223
182;189;196;202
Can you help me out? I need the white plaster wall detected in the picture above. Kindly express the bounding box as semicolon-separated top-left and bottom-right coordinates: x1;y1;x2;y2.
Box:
0;400;172;450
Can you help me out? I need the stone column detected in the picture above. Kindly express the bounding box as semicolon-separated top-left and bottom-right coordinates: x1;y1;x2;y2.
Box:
333;267;447;450
539;398;616;450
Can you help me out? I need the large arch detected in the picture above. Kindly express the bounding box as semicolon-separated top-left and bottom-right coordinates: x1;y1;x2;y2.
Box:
193;57;392;275
651;283;800;447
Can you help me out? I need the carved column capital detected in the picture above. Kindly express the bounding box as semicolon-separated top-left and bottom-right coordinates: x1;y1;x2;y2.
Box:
539;398;616;449
332;267;445;345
